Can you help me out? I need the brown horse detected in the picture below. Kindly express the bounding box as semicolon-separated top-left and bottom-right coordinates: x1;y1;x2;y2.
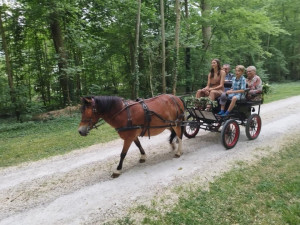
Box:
78;94;185;178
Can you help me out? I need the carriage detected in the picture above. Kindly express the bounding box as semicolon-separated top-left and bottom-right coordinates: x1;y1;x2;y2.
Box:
183;93;262;149
78;88;262;177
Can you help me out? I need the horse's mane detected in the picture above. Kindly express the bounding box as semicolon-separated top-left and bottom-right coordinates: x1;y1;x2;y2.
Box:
93;96;123;114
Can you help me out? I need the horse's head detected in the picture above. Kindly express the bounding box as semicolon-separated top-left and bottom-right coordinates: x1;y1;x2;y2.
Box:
78;97;99;136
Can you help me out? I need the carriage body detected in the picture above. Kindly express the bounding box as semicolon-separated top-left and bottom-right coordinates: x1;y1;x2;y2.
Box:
183;97;262;149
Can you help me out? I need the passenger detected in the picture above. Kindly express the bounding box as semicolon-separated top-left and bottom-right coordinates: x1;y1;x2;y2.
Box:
196;58;225;110
223;64;234;91
218;65;247;116
246;66;263;101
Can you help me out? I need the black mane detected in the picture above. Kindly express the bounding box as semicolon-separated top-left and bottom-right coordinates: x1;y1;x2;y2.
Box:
92;96;123;114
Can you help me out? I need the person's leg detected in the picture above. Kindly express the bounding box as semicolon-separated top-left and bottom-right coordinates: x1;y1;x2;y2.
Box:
206;90;222;110
218;92;227;114
227;96;237;112
209;90;222;101
222;96;237;116
196;89;208;98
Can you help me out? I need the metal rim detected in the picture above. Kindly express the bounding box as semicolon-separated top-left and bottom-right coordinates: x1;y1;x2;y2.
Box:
246;114;261;140
221;119;240;149
183;115;200;138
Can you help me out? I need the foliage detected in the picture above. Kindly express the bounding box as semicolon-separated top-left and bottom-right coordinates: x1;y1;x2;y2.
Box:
0;0;299;119
184;96;218;109
262;82;272;95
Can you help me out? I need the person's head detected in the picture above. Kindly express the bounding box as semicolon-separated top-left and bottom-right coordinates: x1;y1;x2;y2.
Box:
223;64;231;74
246;66;256;79
235;65;245;77
210;59;221;77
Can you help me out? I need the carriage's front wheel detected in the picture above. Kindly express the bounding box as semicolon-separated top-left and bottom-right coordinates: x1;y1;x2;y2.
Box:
183;115;200;138
245;114;261;140
221;119;240;149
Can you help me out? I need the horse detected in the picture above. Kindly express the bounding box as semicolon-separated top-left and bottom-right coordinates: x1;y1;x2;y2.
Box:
78;94;185;178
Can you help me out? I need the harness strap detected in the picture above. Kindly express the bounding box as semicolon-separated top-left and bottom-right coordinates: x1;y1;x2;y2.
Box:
123;100;133;127
137;98;152;138
116;95;185;135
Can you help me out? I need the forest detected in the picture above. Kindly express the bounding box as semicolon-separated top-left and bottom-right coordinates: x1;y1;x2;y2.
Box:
0;0;299;120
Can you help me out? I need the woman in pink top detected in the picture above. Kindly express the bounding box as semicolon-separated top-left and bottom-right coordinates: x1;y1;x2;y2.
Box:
196;59;225;109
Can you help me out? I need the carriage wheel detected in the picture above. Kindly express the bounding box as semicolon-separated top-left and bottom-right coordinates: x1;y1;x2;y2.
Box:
183;115;200;138
221;119;240;149
245;114;261;140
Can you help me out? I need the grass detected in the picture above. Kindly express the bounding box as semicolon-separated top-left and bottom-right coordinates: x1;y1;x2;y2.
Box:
0;114;119;167
0;81;299;168
263;81;300;103
111;136;300;225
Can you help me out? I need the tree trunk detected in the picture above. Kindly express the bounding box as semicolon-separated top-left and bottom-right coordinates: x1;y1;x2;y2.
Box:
133;0;141;99
49;12;70;106
74;48;82;100
201;0;211;51
0;7;19;119
184;0;191;93
160;0;166;93
148;55;154;97
172;0;181;95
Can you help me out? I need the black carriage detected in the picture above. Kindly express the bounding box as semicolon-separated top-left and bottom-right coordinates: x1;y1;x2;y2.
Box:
183;88;262;149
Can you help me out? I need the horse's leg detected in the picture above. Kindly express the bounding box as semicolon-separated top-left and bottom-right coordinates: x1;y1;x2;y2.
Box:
134;137;146;163
169;128;177;151
173;126;183;158
112;139;133;178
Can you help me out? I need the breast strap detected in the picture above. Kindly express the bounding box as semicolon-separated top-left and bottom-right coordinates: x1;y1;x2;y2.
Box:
136;98;152;138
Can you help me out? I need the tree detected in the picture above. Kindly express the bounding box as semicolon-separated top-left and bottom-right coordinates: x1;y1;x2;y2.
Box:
172;0;181;95
201;0;211;51
160;0;166;93
0;5;18;118
133;0;141;99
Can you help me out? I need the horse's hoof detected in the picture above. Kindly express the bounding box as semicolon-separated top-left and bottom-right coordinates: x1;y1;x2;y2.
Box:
139;159;146;163
174;154;181;158
111;173;120;178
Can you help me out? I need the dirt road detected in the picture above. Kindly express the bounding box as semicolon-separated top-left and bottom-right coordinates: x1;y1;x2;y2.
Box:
1;96;300;225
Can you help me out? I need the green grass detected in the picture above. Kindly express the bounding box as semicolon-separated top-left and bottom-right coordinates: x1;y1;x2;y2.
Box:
112;137;300;225
263;81;300;103
0;114;119;167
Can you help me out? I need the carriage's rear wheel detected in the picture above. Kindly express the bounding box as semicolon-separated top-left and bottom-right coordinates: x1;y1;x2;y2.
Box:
245;114;261;140
221;119;240;149
183;115;200;138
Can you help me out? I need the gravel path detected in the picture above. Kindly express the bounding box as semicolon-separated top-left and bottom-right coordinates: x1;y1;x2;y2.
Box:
1;96;300;225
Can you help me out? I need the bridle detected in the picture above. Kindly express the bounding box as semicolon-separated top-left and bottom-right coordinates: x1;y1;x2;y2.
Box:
80;98;105;131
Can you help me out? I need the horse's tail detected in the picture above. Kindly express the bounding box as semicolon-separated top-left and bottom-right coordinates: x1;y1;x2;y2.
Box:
169;128;177;144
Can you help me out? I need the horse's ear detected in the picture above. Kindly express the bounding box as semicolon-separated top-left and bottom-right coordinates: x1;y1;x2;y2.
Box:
81;97;93;104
